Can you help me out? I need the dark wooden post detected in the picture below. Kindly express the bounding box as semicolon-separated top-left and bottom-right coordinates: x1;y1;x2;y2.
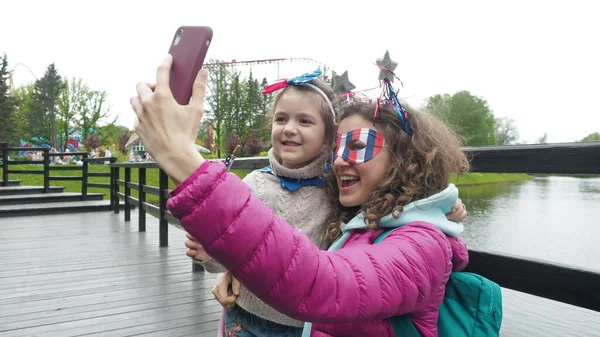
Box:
1;143;8;186
43;148;50;193
81;153;88;200
138;167;146;232
159;168;168;247
113;166;120;213
124;167;131;222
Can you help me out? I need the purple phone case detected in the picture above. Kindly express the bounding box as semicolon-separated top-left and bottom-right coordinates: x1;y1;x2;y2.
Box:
168;26;213;105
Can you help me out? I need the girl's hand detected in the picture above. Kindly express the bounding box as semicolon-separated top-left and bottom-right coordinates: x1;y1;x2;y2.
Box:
447;198;468;222
212;272;241;311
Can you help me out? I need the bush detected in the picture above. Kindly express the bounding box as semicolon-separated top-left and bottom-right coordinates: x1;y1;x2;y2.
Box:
84;134;102;151
226;133;241;155
117;132;131;154
244;130;263;156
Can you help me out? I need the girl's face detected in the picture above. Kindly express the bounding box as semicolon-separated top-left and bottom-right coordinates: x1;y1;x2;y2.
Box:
271;90;327;169
333;114;390;207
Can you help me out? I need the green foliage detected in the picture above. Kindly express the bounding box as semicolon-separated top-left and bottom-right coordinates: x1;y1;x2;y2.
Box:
57;77;85;149
494;117;519;145
0;54;19;145
28;63;65;147
205;60;273;158
12;83;34;140
206;61;230;158
96;123;129;147
425;91;496;146
580;132;600;142
74;88;112;142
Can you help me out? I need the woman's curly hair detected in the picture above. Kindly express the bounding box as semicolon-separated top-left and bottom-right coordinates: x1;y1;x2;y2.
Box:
323;101;470;243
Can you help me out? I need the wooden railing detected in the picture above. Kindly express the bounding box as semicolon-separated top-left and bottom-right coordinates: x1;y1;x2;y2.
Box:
0;142;116;202
109;141;600;312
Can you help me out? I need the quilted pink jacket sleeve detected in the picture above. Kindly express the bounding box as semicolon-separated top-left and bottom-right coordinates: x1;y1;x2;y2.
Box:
168;161;461;324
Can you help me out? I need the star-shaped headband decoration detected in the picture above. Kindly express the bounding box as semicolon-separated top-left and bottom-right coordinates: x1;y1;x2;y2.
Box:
376;50;401;84
333;71;356;95
373;51;411;135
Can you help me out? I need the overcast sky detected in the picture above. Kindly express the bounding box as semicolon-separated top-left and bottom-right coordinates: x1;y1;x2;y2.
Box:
2;0;598;144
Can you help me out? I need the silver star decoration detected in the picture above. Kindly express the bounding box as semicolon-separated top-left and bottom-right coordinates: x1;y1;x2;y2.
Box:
333;71;356;94
376;50;398;82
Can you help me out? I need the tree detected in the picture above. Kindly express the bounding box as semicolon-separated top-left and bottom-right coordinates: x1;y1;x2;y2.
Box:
206;61;230;158
0;53;19;145
258;77;274;145
226;71;248;142
97;123;129;148
536;133;548;144
580;132;600;142
244;130;263;156
424;91;496;146
245;72;261;130
57;77;86;150
73;89;113;142
494;117;519;145
12;83;34;141
29;63;65;147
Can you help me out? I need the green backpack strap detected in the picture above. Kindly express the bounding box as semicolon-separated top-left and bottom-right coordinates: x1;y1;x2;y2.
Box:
374;229;422;337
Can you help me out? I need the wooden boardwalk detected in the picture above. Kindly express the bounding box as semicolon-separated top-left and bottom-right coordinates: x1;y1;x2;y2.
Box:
0;212;221;337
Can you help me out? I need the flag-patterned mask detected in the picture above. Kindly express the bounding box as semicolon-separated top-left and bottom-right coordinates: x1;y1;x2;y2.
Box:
334;128;385;164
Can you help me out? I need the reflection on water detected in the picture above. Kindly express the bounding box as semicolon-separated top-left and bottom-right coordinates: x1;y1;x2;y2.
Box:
461;176;600;270
459;176;600;336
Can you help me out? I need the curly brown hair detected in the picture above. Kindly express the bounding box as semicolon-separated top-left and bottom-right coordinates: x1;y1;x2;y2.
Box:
323;101;470;243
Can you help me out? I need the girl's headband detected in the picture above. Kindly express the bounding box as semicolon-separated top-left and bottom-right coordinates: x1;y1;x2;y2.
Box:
262;69;336;120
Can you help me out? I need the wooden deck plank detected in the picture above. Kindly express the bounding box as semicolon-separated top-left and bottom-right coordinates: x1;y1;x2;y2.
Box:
0;212;220;336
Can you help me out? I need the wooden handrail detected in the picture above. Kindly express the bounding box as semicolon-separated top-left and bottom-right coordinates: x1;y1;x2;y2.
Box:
109;141;600;310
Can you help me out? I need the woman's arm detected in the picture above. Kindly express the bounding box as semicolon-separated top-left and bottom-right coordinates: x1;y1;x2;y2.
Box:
168;161;455;324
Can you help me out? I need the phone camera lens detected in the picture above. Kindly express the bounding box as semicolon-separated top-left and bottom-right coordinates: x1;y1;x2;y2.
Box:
177;29;183;36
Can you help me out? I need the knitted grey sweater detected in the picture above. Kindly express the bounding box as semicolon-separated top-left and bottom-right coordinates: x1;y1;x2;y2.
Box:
199;148;332;327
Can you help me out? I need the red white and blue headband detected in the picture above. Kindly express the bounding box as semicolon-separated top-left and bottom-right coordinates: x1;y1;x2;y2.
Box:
334;128;385;164
262;69;336;120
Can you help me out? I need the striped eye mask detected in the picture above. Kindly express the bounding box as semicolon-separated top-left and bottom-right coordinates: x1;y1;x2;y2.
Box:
334;128;385;164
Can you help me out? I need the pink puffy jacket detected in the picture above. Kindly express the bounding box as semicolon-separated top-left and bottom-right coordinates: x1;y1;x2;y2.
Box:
167;161;469;337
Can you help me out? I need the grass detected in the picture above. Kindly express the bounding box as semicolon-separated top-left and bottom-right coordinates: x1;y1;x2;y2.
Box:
450;172;532;186
1;164;531;202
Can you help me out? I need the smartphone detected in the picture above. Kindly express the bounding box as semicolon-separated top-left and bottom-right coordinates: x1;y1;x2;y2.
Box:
167;26;213;105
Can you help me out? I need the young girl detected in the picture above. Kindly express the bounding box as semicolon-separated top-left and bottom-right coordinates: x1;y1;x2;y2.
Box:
189;69;340;336
131;57;469;336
